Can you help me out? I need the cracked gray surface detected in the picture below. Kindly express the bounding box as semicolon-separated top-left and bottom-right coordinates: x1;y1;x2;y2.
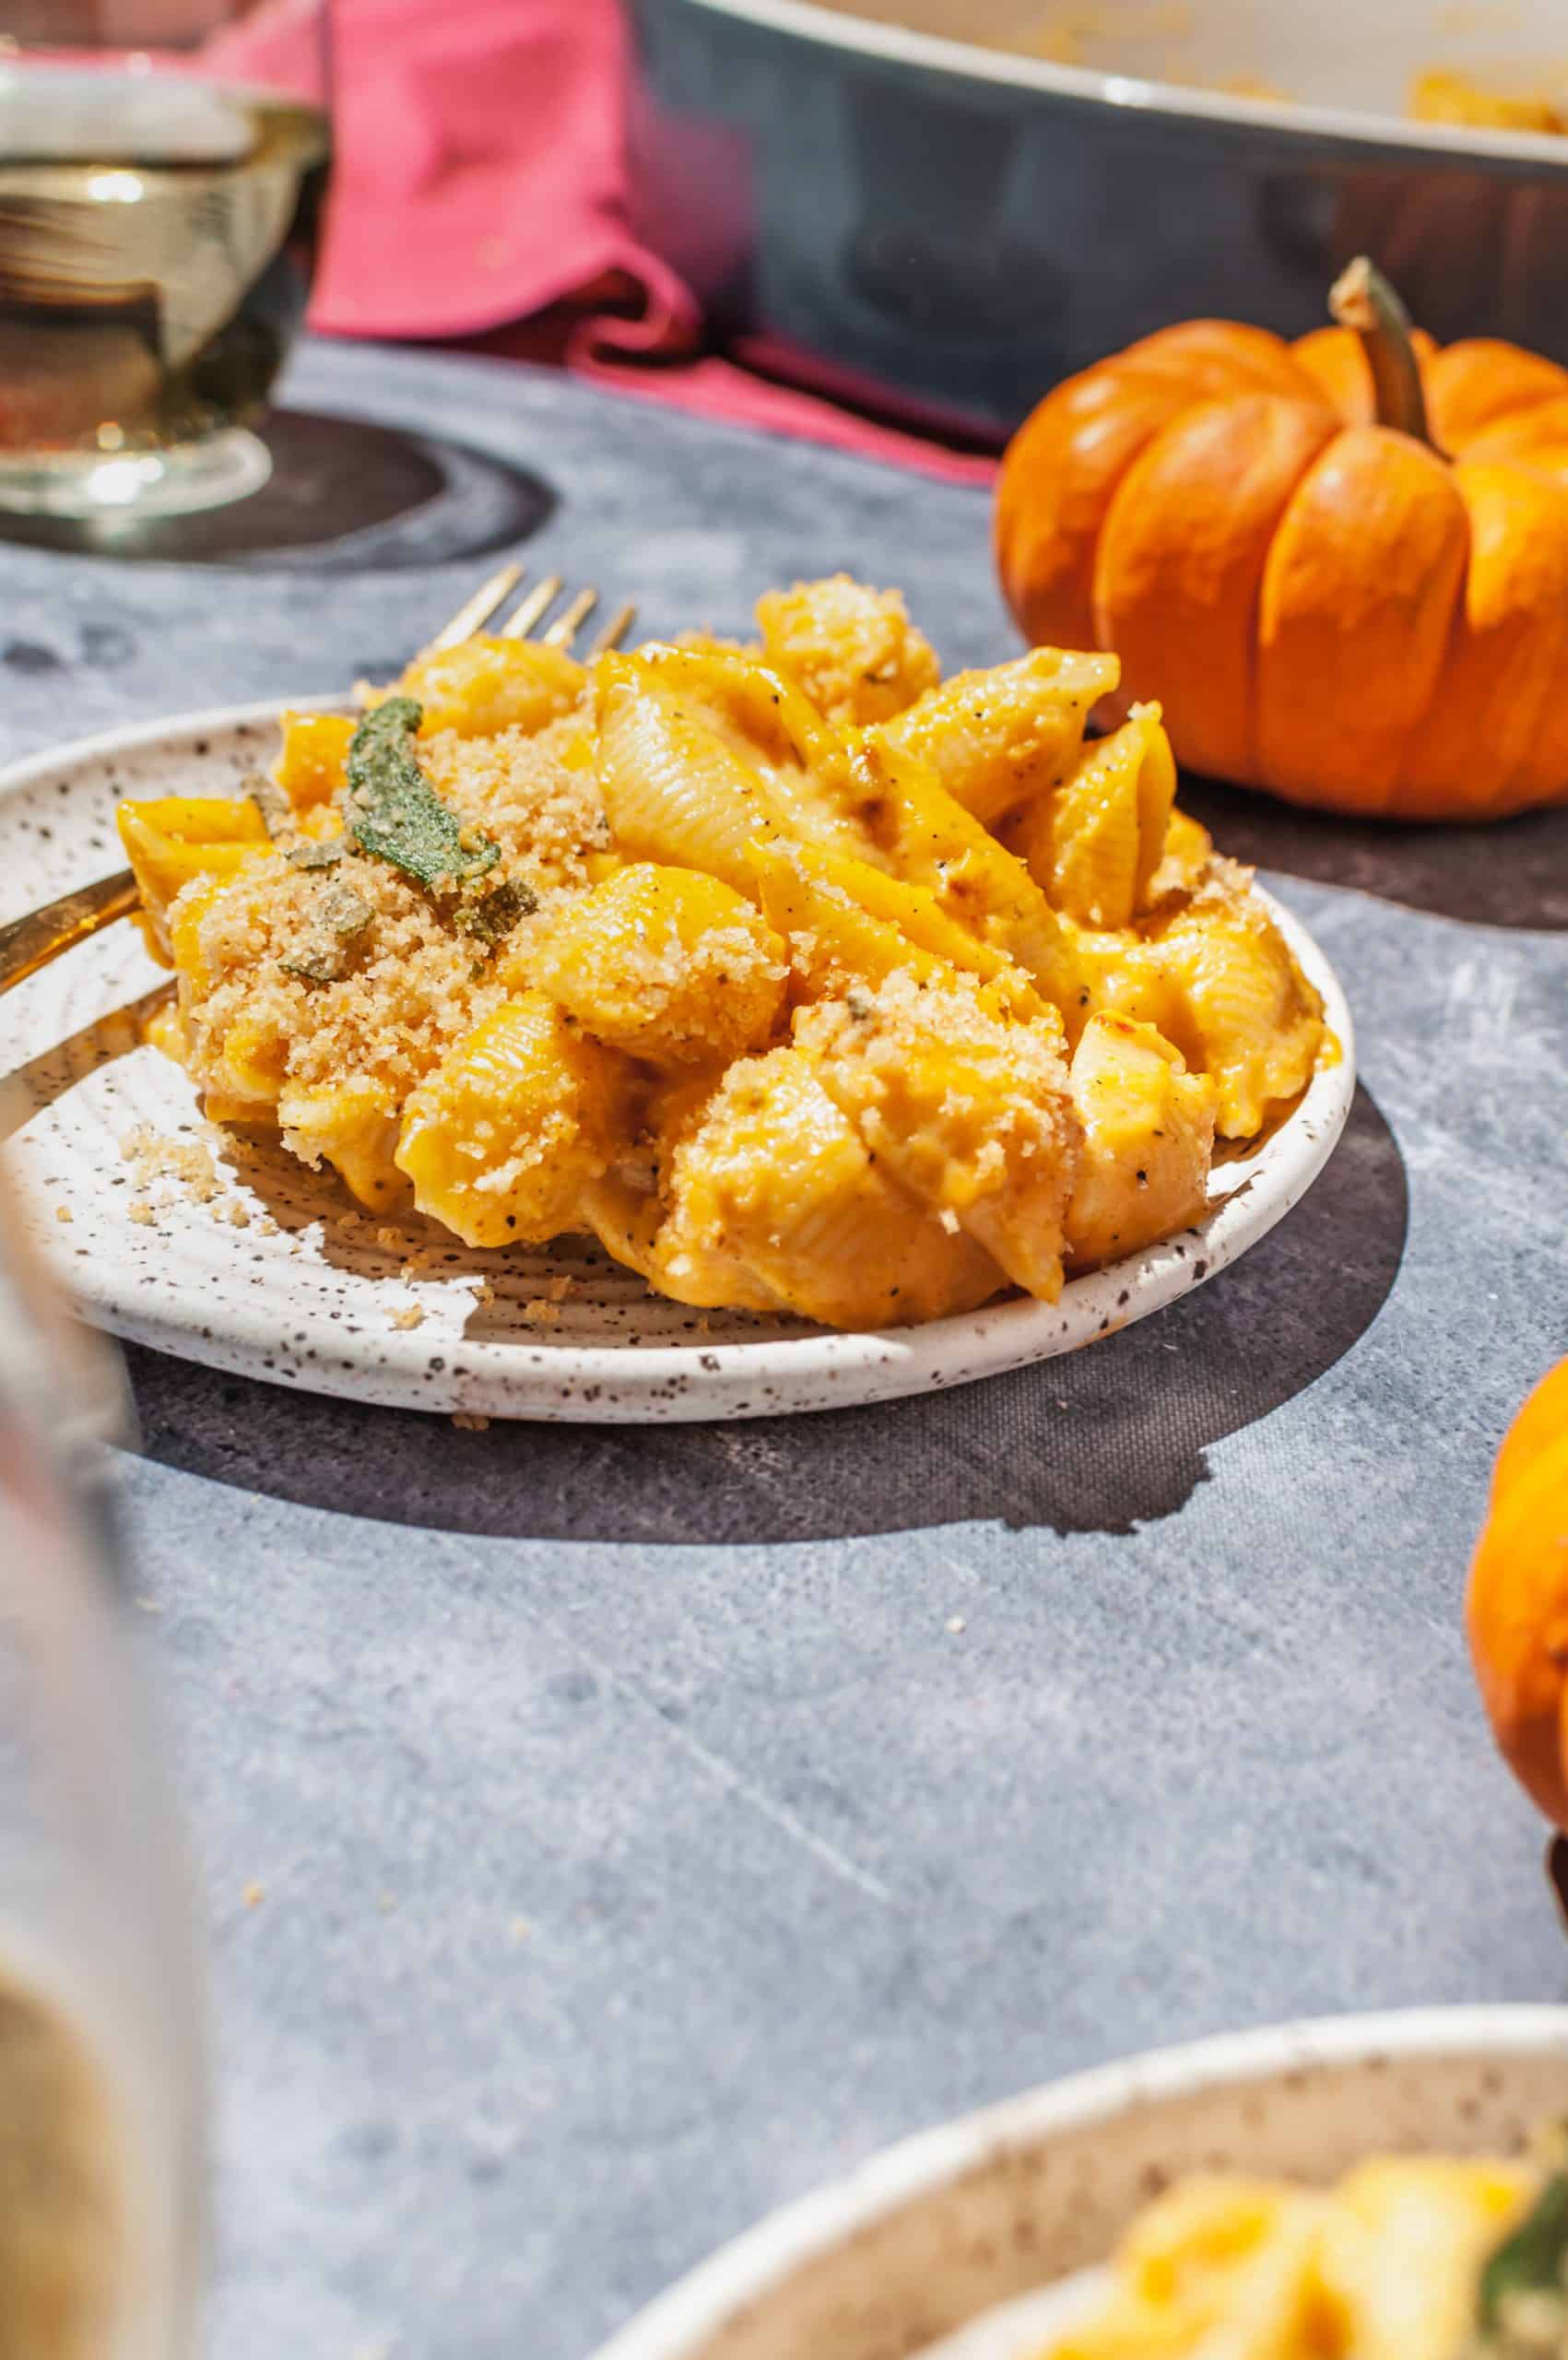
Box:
2;339;1566;2360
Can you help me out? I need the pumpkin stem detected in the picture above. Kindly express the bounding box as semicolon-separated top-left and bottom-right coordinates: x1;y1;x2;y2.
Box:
1328;256;1432;445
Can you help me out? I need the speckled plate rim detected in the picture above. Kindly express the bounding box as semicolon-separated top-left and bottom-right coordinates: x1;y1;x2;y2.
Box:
0;700;1356;1423
589;2005;1568;2360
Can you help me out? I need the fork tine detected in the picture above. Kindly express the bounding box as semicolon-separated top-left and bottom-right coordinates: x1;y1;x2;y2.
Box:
542;586;598;650
589;601;638;655
425;562;523;654
500;573;563;640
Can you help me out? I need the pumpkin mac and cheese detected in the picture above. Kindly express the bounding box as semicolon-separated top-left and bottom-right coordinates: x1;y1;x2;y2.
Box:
116;576;1324;1330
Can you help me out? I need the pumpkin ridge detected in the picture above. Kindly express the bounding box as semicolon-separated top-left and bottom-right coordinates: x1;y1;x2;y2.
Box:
1091;391;1337;784
1255;424;1470;815
1449;388;1568;455
1456;394;1568;490
1429;338;1568;449
1403;461;1568;813
994;365;1197;651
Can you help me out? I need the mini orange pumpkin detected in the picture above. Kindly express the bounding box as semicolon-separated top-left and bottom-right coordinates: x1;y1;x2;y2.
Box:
995;260;1568;821
1467;1360;1568;1830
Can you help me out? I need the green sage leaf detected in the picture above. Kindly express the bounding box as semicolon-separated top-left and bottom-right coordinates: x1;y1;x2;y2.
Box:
346;698;499;892
1478;2165;1568;2349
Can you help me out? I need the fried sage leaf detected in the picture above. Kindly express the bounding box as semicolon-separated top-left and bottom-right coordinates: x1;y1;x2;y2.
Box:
243;771;292;842
346;697;499;891
285;838;344;873
1475;2149;1568;2357
278;884;373;985
453;875;538;949
279;941;344;985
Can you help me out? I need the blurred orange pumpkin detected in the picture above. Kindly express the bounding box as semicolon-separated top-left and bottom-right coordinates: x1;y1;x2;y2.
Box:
995;259;1568;822
1467;1360;1568;1829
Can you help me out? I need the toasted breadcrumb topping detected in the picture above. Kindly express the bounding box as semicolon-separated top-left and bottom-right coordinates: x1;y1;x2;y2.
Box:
757;574;940;727
176;716;606;1114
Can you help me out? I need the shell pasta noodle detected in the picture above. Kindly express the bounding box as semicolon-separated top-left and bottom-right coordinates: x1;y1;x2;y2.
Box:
116;576;1326;1332
1033;2146;1568;2360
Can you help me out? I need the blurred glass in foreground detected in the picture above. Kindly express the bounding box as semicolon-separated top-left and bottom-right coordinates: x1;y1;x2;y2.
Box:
0;0;330;523
0;1150;203;2355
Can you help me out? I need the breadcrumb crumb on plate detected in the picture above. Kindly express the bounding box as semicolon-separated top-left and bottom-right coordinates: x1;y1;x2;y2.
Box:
0;700;1354;1423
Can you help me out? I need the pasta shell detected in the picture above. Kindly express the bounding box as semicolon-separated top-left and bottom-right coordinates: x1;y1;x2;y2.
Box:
653;1045;1002;1327
755;574;941;726
802;727;1084;1015
1012;704;1176;930
117;796;271;954
274;713;355;810
1064;1012;1215;1268
881;645;1121;827
395;637;585;740
1140;883;1322;1137
751;836;1050;1023
799;972;1079;1301
1316;2159;1538;2360
595;655;786;892
526;863;786;1066
631;642;865;852
279;1076;409;1213
395;991;635;1246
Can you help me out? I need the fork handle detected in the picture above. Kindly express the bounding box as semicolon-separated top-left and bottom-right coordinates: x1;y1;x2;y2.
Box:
0;869;141;997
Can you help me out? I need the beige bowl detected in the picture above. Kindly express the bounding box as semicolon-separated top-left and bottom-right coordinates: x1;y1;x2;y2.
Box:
593;2008;1568;2360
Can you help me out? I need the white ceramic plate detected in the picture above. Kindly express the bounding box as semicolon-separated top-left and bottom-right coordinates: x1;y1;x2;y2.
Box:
0;702;1356;1423
590;2006;1568;2360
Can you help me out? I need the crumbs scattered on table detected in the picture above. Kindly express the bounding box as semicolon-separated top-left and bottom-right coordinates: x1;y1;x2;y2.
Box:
452;1409;490;1431
946;1615;967;1634
389;1304;425;1331
53;1204;72;1223
242;1882;265;1909
127;1201;156;1227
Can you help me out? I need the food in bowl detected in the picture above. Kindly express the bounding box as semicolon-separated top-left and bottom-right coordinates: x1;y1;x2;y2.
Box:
1409;70;1566;136
1034;2135;1568;2360
811;1;1568;128
114;578;1325;1331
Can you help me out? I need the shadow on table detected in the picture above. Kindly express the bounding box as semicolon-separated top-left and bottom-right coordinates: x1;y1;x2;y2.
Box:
123;1083;1407;1546
1179;778;1568;932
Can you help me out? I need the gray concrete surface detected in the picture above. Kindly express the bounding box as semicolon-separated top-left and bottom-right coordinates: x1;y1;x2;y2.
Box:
2;342;1566;2360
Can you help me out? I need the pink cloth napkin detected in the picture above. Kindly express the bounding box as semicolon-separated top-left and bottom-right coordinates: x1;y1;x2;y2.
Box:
207;0;997;486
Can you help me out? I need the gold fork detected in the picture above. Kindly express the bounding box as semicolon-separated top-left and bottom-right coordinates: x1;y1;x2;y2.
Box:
0;566;636;997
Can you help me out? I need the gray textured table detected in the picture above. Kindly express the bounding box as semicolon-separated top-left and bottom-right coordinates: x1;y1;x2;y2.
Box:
3;341;1567;2360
